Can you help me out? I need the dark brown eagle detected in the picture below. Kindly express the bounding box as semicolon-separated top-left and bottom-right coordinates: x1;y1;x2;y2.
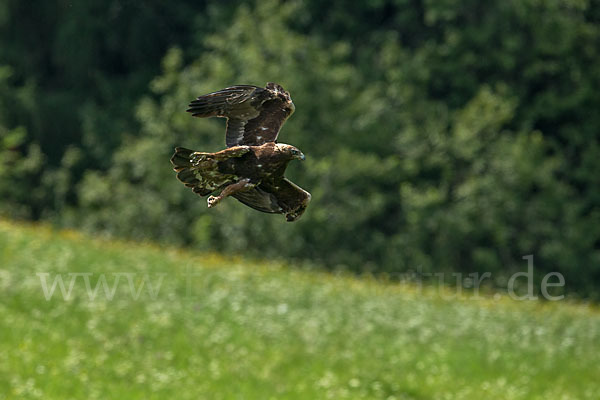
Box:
170;82;311;222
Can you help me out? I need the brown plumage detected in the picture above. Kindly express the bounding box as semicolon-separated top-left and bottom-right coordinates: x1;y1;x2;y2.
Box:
171;83;310;221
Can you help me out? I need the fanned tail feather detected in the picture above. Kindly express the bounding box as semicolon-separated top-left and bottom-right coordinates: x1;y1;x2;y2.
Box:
170;147;212;196
170;147;193;171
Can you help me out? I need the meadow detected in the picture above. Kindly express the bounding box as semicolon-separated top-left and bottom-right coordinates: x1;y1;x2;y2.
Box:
1;219;599;399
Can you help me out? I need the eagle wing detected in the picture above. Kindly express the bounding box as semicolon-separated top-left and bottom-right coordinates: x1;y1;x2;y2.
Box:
187;83;295;147
232;178;311;222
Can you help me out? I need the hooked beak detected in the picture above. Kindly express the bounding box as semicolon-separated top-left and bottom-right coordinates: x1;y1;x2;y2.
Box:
297;152;305;161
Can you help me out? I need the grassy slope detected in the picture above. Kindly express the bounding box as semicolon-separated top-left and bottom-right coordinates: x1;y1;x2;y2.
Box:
0;219;599;400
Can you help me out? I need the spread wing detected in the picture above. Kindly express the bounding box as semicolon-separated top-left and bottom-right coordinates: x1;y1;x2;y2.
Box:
232;187;280;214
187;82;295;147
232;178;311;222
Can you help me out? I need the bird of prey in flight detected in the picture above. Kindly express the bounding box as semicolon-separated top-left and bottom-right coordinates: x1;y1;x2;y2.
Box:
171;82;311;222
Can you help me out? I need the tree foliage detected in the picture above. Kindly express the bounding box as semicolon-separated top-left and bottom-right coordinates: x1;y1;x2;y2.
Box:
1;0;599;297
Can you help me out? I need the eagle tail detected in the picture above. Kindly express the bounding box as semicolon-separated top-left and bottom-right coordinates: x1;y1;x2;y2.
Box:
171;147;194;170
170;147;213;196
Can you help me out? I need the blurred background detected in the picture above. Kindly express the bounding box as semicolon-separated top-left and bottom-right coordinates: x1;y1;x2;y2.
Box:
1;0;599;298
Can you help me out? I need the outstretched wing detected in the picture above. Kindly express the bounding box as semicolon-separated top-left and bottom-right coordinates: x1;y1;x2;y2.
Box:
231;187;281;214
232;178;311;222
187;83;295;147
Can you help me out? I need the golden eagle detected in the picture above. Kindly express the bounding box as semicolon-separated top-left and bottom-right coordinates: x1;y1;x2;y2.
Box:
170;83;311;222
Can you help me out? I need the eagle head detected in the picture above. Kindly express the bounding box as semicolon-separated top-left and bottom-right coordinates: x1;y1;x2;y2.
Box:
276;143;305;161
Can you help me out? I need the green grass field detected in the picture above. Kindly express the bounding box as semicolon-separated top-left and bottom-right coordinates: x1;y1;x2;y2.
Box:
0;219;599;399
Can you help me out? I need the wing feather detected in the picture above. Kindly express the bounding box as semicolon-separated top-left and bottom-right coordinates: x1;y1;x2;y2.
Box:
187;83;295;147
232;187;281;214
225;118;248;148
233;178;311;221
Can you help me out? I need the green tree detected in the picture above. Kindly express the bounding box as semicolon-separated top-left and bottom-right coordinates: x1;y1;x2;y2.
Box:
2;0;600;296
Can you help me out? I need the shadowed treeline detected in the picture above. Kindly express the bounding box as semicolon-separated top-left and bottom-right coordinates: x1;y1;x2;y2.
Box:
1;0;599;297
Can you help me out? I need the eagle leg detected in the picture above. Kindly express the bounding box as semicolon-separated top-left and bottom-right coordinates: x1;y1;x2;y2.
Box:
207;178;256;208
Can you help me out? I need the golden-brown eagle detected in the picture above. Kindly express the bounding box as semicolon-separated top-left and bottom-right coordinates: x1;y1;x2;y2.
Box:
170;83;311;222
